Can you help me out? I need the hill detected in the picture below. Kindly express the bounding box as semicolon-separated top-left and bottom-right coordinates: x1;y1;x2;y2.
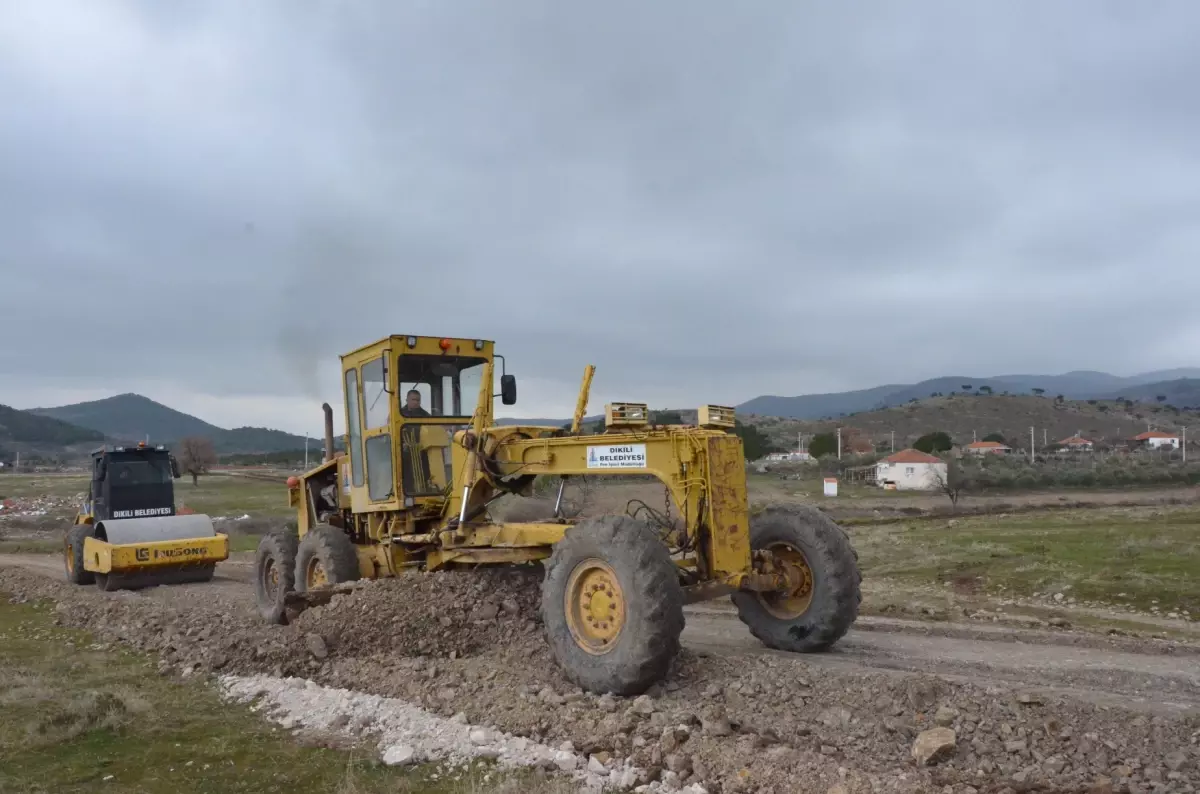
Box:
746;393;1199;454
1100;378;1200;409
0;403;104;451
737;368;1200;419
30;394;320;455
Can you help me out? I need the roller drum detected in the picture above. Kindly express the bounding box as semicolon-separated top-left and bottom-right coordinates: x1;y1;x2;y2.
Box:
94;514;216;545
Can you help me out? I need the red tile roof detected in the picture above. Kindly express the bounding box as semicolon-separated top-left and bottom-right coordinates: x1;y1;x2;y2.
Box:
1134;430;1178;440
1059;435;1092;445
967;441;1008;449
883;449;944;464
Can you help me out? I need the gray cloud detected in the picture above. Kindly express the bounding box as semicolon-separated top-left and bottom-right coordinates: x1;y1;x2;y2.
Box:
2;0;1199;432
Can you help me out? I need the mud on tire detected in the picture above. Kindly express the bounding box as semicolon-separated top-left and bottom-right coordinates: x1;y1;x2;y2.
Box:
64;524;96;585
732;504;861;653
295;525;360;593
541;514;685;696
255;528;299;625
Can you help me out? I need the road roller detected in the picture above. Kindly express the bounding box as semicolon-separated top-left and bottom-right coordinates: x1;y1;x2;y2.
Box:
64;442;229;591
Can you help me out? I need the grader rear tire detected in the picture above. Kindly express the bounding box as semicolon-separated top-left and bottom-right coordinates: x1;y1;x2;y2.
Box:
255;529;298;625
64;524;95;585
732;505;860;653
541;514;684;696
295;525;360;593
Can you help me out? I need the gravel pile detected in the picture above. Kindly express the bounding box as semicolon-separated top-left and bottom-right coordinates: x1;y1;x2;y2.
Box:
4;564;1200;793
290;566;546;660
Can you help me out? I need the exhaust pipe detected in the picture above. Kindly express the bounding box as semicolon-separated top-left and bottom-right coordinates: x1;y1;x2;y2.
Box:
322;403;335;462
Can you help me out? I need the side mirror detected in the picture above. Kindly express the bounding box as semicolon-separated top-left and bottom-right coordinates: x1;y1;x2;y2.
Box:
500;374;517;406
169;455;181;479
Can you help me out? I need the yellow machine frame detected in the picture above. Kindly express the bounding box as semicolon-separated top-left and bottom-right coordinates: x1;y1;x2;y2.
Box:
80;534;229;575
265;334;860;694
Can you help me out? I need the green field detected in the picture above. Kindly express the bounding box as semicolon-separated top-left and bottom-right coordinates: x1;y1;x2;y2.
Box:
0;473;89;501
174;474;293;519
0;596;562;794
854;505;1200;614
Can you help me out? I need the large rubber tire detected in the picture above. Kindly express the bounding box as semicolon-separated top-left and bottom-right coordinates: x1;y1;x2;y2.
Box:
255;529;299;625
541;514;685;696
295;525;360;593
731;505;861;653
64;524;95;585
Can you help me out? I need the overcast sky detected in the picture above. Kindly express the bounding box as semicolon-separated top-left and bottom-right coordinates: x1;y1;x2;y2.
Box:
2;1;1198;436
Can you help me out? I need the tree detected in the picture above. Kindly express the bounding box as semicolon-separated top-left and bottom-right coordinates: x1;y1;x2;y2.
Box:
177;436;217;486
1031;388;1045;396
961;384;972;391
732;421;776;461
1156;395;1167;403
652;410;684;425
932;458;971;508
808;432;839;458
982;432;1006;444
1055;395;1065;404
913;431;953;454
979;385;993;395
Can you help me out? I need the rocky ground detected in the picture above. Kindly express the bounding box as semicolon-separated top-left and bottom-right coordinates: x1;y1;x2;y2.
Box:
2;555;1200;794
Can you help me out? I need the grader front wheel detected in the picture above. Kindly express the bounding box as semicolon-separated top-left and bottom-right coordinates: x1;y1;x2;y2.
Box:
541;514;684;696
254;529;298;625
732;505;861;652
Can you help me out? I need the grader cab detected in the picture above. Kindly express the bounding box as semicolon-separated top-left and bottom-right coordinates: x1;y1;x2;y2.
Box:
255;335;860;695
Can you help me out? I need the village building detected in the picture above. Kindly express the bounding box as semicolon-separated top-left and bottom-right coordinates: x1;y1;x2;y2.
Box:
964;440;1011;455
1132;430;1180;450
875;448;947;491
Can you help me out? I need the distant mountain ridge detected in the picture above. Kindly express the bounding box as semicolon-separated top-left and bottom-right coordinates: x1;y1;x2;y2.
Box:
29;393;321;454
736;369;1200;420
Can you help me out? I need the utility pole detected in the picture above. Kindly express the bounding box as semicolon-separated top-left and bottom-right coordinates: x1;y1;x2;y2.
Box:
1030;426;1035;462
972;429;977;442
304;433;310;468
1184;427;1188;463
837;427;842;460
1043;428;1047;447
890;430;895;453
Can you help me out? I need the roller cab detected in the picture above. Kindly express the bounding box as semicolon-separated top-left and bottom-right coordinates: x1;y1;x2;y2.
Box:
65;443;228;591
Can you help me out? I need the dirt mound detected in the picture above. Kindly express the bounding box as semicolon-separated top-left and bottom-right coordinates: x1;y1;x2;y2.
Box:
293;566;546;660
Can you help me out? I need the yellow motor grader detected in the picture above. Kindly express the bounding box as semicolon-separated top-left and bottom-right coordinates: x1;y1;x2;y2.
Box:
256;335;860;695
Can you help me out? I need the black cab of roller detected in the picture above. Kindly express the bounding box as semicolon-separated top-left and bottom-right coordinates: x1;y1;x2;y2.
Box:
83;442;181;521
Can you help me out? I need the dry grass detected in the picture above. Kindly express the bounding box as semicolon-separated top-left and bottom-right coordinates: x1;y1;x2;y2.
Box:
853;504;1200;613
0;596;552;793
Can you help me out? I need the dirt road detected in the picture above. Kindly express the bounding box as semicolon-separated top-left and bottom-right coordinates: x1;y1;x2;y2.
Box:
4;552;1199;792
6;552;1199;717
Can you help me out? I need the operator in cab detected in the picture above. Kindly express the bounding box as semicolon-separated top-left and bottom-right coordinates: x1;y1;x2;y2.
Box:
402;389;430;418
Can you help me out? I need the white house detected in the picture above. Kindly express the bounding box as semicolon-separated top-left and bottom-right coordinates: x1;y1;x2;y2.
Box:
1057;435;1094;452
1134;430;1180;450
875;449;947;491
965;440;1011;455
